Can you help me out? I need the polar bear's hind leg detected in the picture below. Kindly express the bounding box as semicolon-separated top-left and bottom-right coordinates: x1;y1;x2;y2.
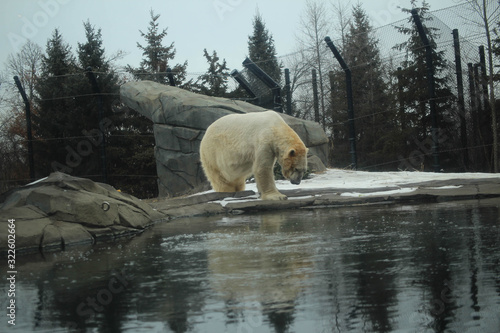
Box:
203;163;246;192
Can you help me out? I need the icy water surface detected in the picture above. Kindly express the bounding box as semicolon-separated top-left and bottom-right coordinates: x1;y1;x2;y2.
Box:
1;199;500;332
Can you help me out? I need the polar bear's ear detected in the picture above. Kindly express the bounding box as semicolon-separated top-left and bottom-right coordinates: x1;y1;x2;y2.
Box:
289;149;296;157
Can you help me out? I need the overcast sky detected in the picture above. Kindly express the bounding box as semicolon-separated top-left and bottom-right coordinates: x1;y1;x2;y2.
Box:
1;0;465;76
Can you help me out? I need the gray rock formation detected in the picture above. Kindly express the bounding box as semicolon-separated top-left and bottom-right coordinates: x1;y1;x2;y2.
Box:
0;172;164;253
120;81;329;197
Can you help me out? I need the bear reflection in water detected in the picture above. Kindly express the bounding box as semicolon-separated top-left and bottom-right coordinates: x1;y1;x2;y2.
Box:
206;212;313;324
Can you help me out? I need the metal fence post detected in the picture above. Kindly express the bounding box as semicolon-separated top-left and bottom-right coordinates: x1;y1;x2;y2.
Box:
284;68;292;115
166;67;176;87
452;29;468;170
242;57;282;112
312;69;320;123
324;36;357;170
13;76;35;181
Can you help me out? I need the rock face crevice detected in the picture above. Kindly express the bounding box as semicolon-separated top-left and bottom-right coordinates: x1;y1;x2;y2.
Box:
120;81;329;197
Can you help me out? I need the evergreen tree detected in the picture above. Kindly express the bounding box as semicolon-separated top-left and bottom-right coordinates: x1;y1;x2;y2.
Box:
393;0;455;171
247;12;282;83
124;9;187;196
78;21;156;197
36;29;78;140
76;21;119;129
35;29;83;176
194;49;230;97
40;29;75;77
78;20;109;72
342;4;392;169
128;9;188;86
105;105;157;198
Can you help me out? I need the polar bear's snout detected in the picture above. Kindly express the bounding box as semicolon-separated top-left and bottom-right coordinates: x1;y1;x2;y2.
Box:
289;170;305;185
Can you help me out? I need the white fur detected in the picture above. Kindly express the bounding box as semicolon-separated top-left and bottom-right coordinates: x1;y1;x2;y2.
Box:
200;111;307;200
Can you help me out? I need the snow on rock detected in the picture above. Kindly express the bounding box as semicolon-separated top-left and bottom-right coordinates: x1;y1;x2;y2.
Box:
260;169;500;192
340;187;418;197
195;168;500;207
147;168;500;222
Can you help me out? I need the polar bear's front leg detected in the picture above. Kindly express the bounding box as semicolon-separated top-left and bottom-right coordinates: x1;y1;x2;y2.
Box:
253;156;287;201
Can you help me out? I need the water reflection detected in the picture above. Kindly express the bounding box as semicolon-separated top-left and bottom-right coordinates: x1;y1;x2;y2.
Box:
205;213;313;333
1;199;499;332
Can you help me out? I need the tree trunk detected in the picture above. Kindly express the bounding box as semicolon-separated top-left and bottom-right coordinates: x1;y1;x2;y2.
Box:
484;0;498;172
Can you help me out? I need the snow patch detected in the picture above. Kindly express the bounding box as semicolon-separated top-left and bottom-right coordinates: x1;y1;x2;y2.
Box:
26;177;48;186
214;194;260;207
195;169;500;203
340;187;417;197
425;185;463;190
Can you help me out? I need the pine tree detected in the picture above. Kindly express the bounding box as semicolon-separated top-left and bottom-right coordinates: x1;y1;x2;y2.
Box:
194;49;230;97
78;20;109;72
393;0;455;171
36;29;78;140
247;12;282;83
342;4;391;169
35;29;83;176
40;29;75;77
78;21;156;196
128;9;188;86
76;21;119;129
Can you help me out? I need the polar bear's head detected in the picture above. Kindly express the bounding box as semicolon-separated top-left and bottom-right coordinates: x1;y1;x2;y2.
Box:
280;146;308;185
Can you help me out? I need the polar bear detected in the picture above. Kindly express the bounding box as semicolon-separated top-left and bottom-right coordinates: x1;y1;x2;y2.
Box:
200;111;308;200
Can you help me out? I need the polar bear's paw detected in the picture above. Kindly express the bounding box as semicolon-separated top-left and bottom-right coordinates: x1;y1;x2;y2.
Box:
261;192;288;201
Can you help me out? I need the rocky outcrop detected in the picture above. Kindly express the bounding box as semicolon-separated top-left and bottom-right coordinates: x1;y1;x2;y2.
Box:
0;172;165;253
120;81;329;197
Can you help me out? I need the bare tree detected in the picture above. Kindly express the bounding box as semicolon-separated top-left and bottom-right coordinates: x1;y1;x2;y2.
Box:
295;0;334;127
285;49;316;119
7;40;43;102
331;0;352;48
0;40;43;191
286;49;315;95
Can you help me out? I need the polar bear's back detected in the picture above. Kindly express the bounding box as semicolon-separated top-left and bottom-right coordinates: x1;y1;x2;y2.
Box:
206;110;284;137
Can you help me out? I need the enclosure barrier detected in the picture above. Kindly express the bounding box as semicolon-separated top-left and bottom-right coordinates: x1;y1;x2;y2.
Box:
324;36;358;170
